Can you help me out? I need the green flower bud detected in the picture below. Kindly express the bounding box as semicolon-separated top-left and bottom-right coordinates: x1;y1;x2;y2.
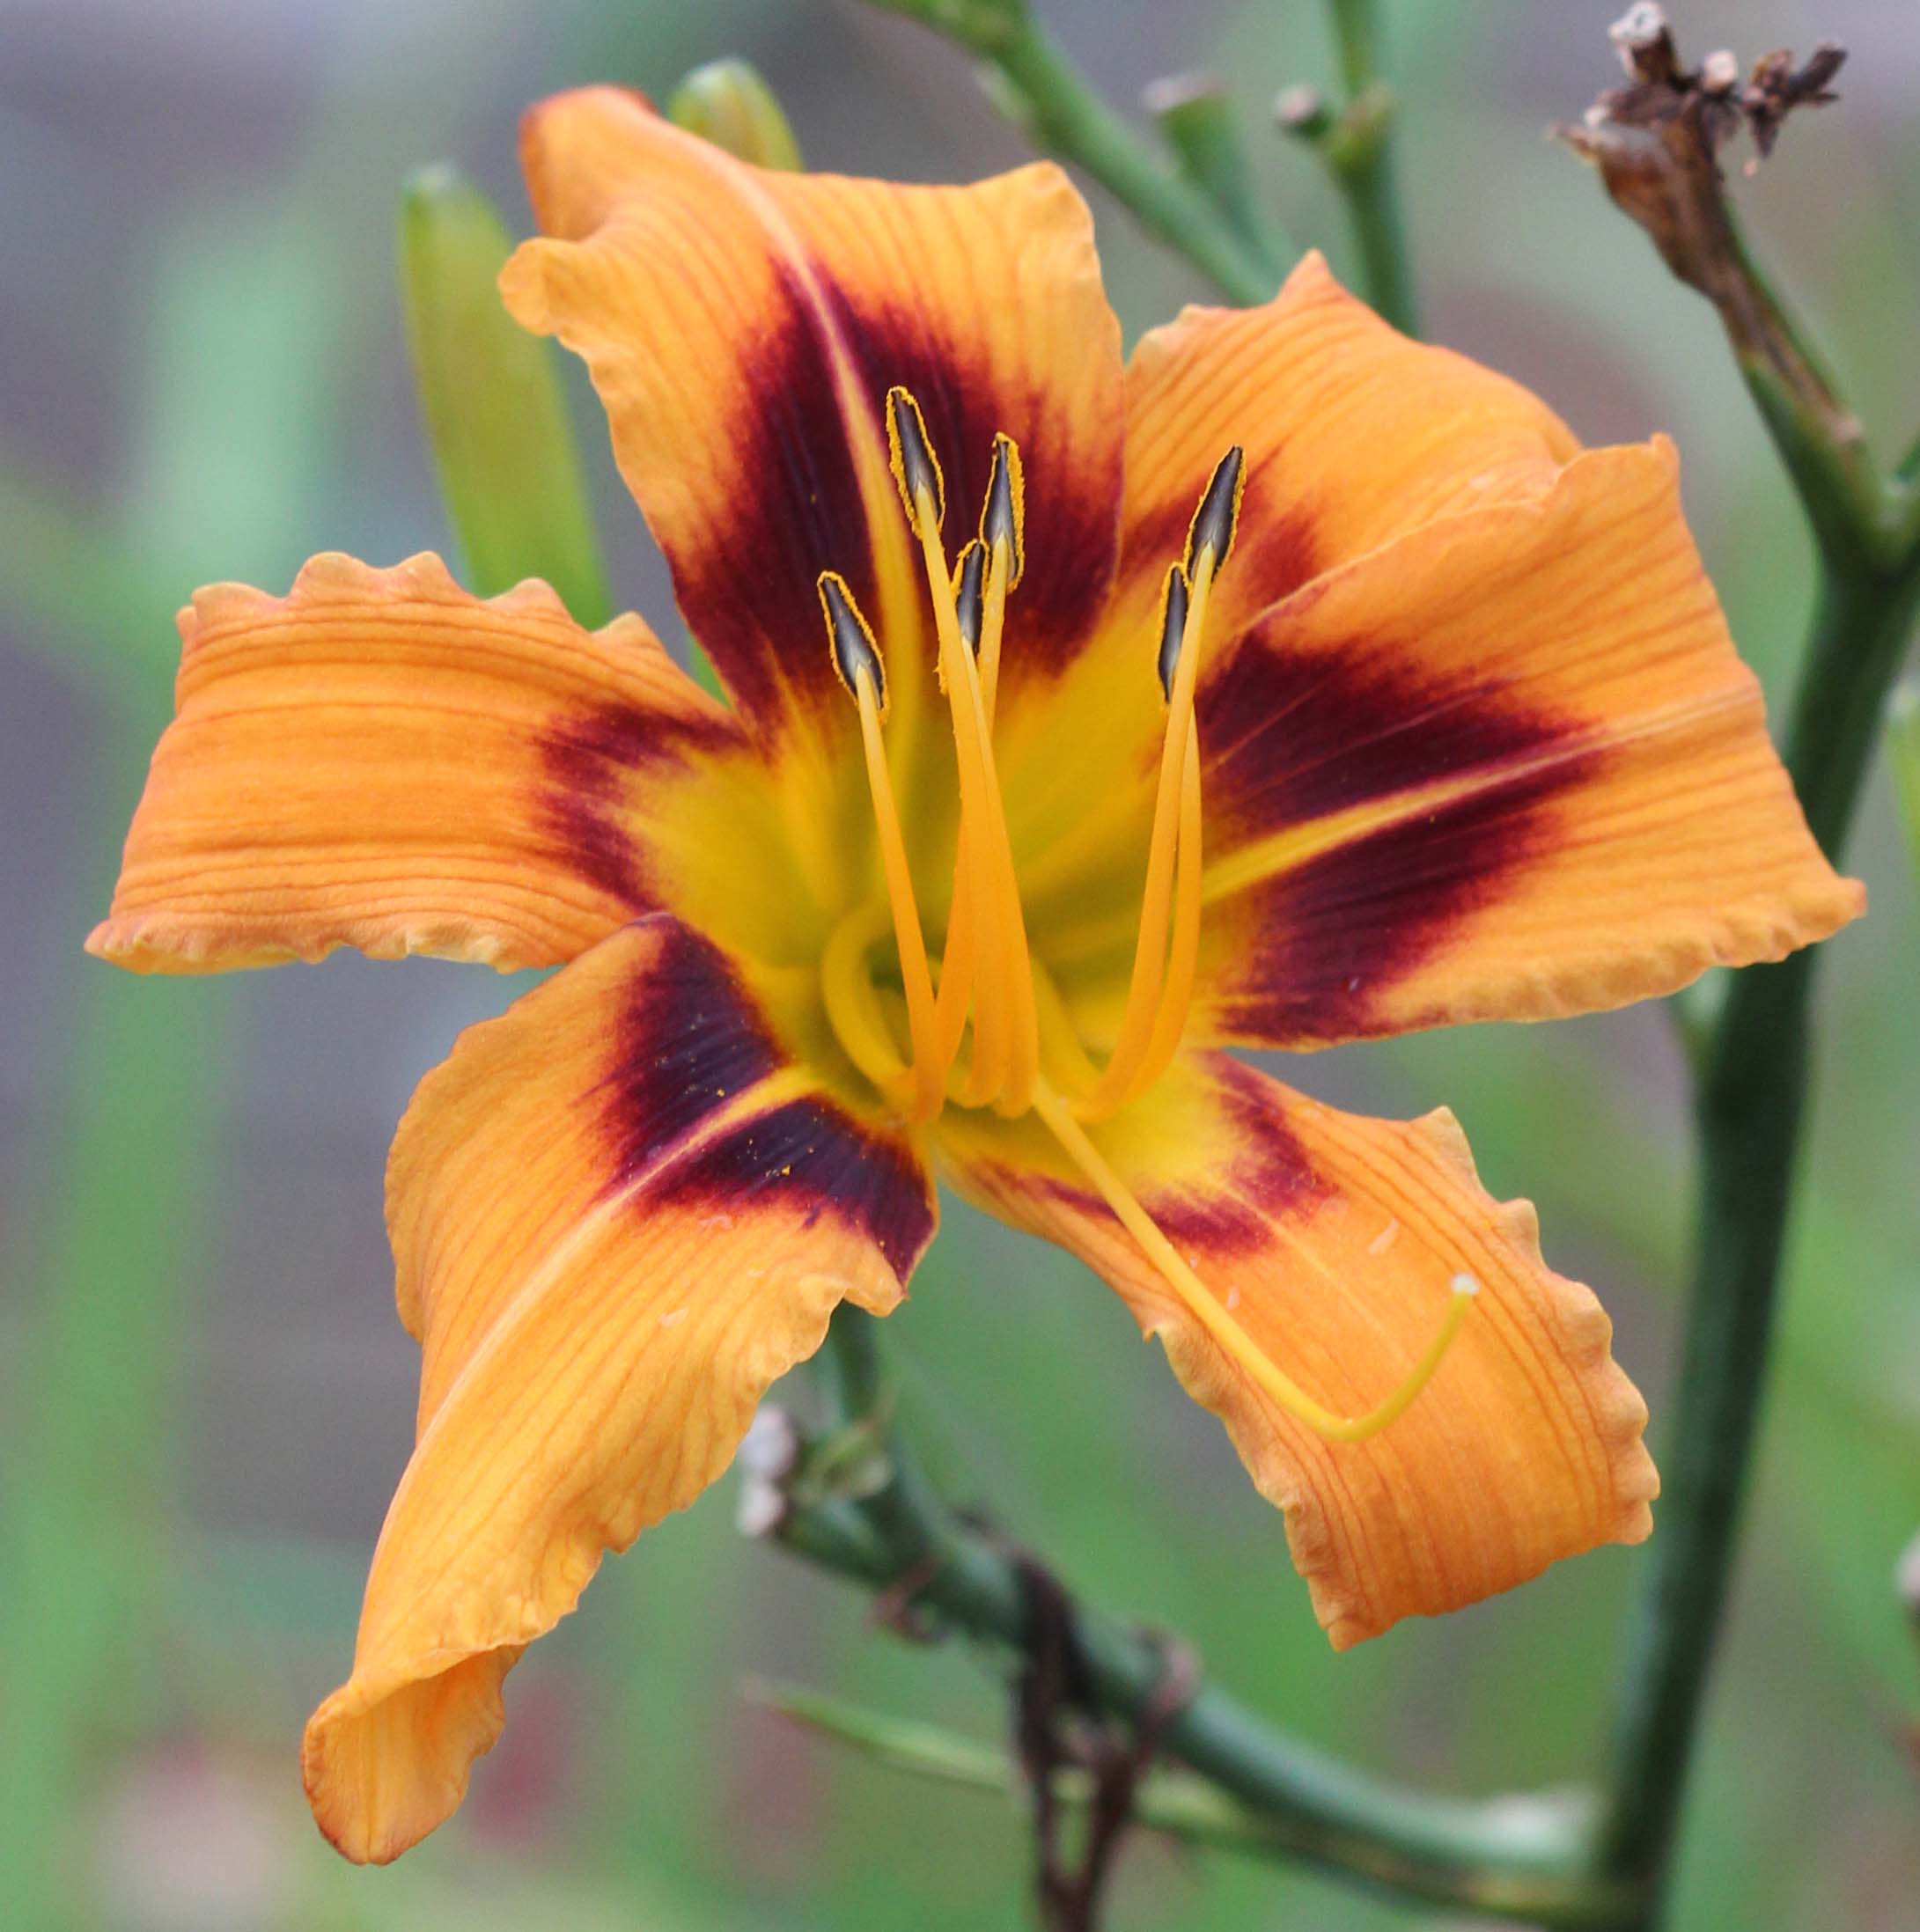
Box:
397;165;609;625
667;59;803;171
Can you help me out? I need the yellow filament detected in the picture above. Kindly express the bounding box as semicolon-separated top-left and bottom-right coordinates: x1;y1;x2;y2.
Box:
1029;955;1103;1101
1032;1082;1475;1443
913;503;1006;1104
979;535;1011;724
913;495;1036;1113
974;537;1039;1113
923;537;1011;1104
820;904;913;1105
931;863;976;1074
1077;554;1216;1119
854;665;944;1118
1124;714;1204;1110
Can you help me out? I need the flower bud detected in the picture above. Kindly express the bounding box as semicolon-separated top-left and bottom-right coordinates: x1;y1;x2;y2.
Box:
398;165;608;621
667;58;802;171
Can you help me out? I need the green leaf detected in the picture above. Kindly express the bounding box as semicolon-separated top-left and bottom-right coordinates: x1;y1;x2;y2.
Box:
748;1679;1312;1861
397;165;610;624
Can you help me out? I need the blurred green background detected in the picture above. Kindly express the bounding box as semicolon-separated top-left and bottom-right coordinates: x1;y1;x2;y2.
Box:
3;2;1916;1926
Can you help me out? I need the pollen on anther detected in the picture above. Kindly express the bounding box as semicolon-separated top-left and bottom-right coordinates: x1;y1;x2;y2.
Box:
1185;445;1246;577
1156;563;1191;702
953;540;987;654
886;385;945;535
982;432;1026;585
818;569;887;717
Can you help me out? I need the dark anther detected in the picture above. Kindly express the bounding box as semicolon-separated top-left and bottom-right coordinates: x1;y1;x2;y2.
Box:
982;431;1026;585
1156;564;1190;702
954;540;987;654
886;385;945;533
818;570;886;716
1184;444;1245;577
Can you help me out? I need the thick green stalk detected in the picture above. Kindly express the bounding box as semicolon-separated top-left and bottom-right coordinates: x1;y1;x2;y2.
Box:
1887;683;1920;883
991;18;1283;303
861;0;1283;304
1320;0;1419;334
1143;77;1285;279
807;1317;1610;1925
1597;557;1920;1920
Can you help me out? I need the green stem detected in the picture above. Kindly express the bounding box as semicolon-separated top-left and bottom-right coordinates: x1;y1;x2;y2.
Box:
1144;78;1285;279
1597;556;1920;1921
862;2;1283;304
992;17;1284;303
1719;212;1901;576
806;1315;1612;1925
1887;683;1920;884
1320;0;1419;335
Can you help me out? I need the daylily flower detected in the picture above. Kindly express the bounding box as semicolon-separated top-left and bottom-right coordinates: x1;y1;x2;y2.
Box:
91;88;1861;1864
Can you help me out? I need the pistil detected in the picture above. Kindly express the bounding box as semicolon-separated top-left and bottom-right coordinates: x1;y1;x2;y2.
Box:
1033;1082;1479;1443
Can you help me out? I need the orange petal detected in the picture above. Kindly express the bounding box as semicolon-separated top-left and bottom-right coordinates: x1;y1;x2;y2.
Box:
302;915;935;1862
1182;439;1862;1046
503;88;1122;742
87;553;744;975
1091;253;1577;694
939;1054;1656;1648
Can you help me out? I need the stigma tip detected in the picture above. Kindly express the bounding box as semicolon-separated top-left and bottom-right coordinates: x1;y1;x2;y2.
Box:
953;540;986;653
1156;563;1190;702
1185;445;1245;577
818;570;887;717
886;386;945;535
1448;1272;1482;1297
982;432;1026;586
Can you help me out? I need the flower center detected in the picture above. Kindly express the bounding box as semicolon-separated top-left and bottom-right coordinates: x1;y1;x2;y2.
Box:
815;386;1473;1443
820;387;1238;1132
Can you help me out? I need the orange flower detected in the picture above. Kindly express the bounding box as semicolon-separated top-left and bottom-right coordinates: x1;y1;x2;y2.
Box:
90;89;1861;1863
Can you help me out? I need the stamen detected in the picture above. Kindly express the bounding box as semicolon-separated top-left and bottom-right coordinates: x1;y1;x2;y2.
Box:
931;569;1013;1106
1029;955;1103;1100
981;432;1025;585
820;567;888;717
953;540;986;657
1129;714;1203;1104
1184;444;1245;578
820;903;912;1101
977;439;1021;724
1034;1081;1477;1443
1077;451;1240;1122
886;386;1038;1116
1156;562;1190;705
931;868;976;1087
819;570;942;1116
886;386;945;540
1076;562;1210;1119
